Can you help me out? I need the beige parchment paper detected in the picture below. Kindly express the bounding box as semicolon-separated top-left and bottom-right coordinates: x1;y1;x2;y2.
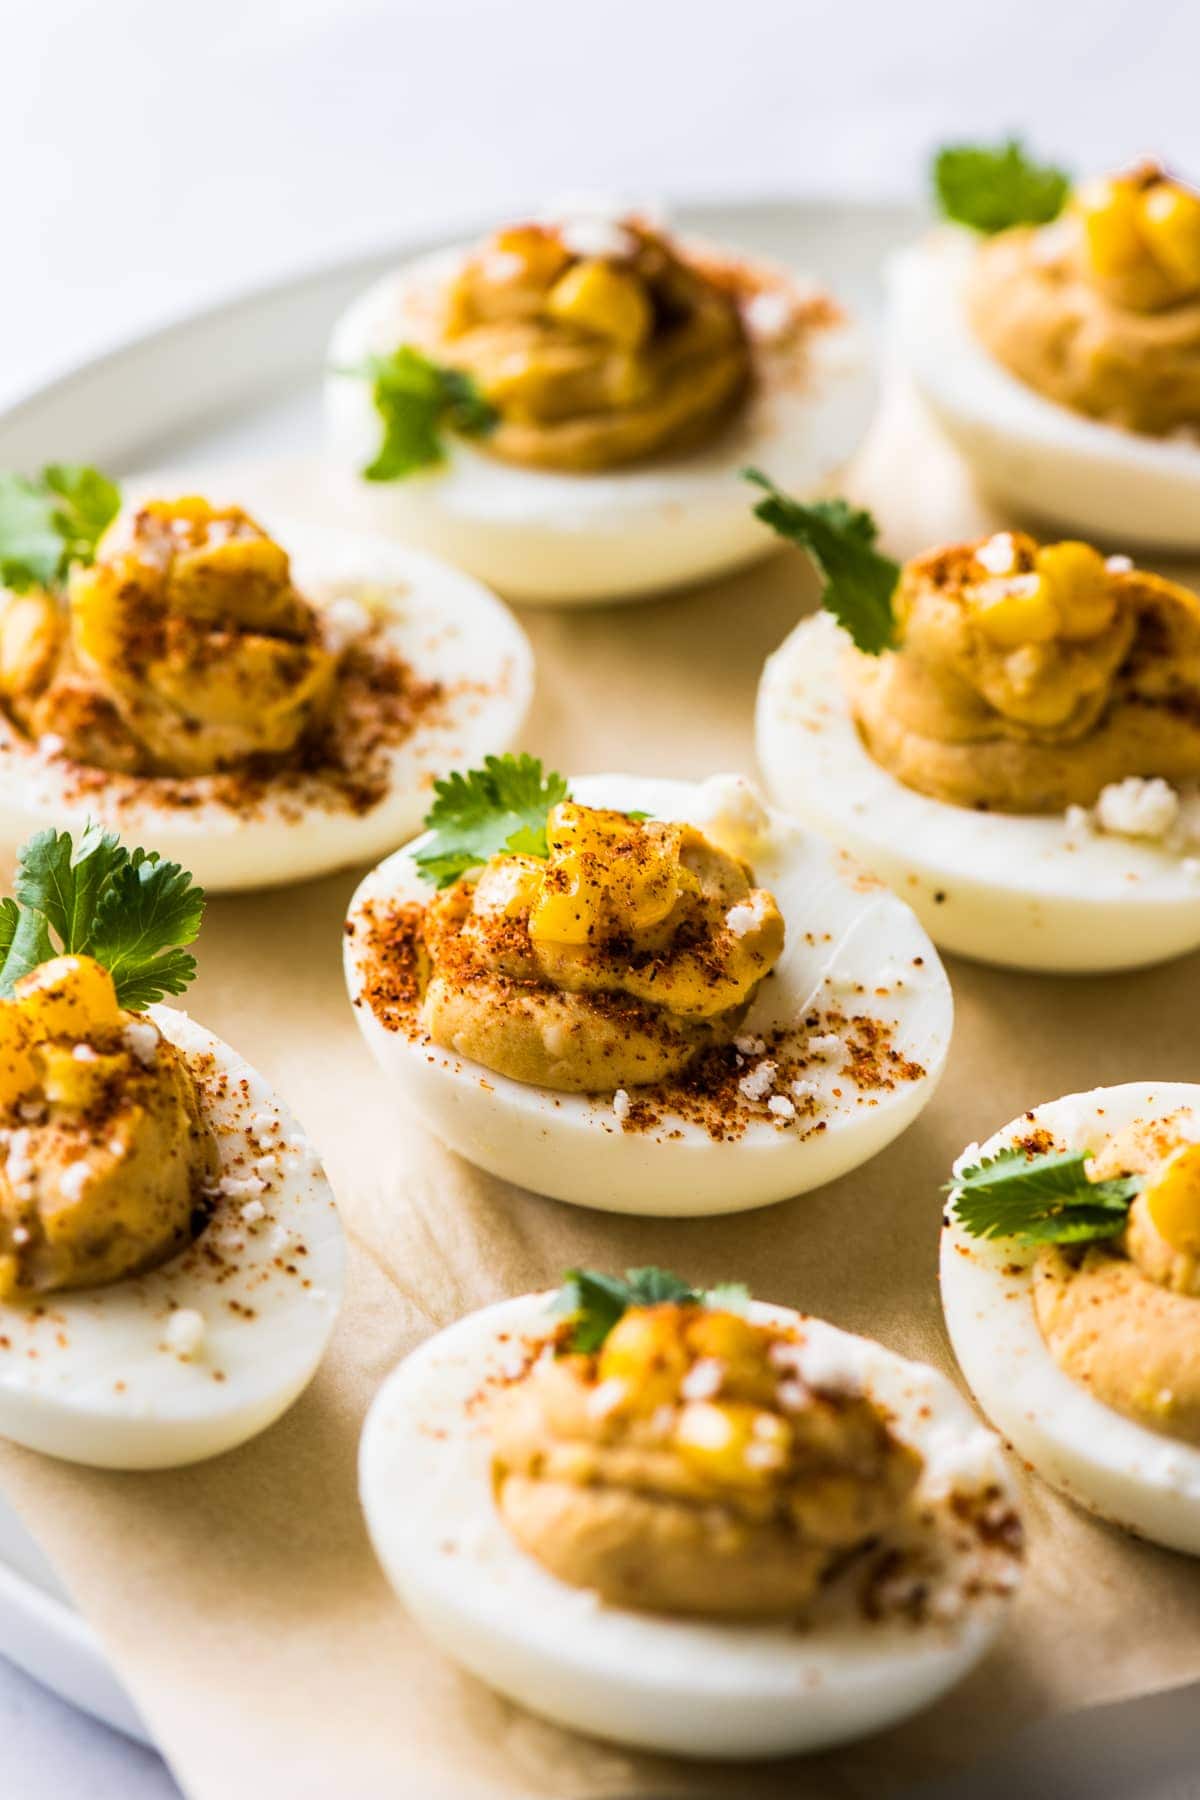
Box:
0;385;1197;1800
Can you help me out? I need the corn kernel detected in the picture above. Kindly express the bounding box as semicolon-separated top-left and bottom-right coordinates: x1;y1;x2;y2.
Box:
530;803;682;947
1144;1142;1200;1256
0;1003;36;1110
673;1400;792;1489
14;955;121;1039
1077;176;1147;279
969;573;1060;649
1034;541;1116;641
545;259;653;349
684;1310;777;1404
0;592;60;699
38;1045;128;1112
597;1306;689;1413
1139;182;1200;291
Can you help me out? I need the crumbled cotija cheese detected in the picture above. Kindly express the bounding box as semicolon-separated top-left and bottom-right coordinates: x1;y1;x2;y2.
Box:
612;1089;631;1122
122;1020;160;1067
725;900;761;938
58;1160;90;1202
738;1060;777;1102
768;1094;796;1120
320;594;373;657
240;1199;266;1225
1094;776;1180;840
805;1033;843;1063
975;533;1017;576
165;1309;206;1357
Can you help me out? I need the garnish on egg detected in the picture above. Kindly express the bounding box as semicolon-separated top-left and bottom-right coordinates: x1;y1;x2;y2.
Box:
744;470;899;654
343;345;499;481
0;823;204;1007
414;753;571;888
553;1265;750;1353
946;1145;1141;1245
0;464;120;594
932;137;1071;235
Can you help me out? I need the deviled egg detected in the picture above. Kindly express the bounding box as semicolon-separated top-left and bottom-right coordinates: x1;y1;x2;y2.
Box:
894;143;1200;548
941;1082;1200;1553
360;1270;1023;1759
0;825;343;1468
0;468;532;889
344;757;951;1215
753;480;1200;970
326;207;874;603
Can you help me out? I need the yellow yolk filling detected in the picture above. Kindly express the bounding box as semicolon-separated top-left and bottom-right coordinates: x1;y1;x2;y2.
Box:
0;955;218;1298
1144;1142;1200;1256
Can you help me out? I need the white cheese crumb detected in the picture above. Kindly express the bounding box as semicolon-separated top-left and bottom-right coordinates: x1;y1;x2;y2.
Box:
774;1331;864;1397
612;1088;631;1122
1105;553;1134;573
694;774;772;860
1063;803;1094;841
725;899;762;939
925;1425;1002;1497
586;1377;628;1419
268;1224;291;1255
71;1043;98;1062
738;1060;778;1103
734;1033;766;1056
680;1358;724;1401
744;1440;787;1471
744;289;794;344
165;1309;206;1358
558;217;637;259
253;1153;278;1179
805;1033;843;1064
768;1094;796;1120
975;532;1017;576
122;1019;160;1068
790;1078;819;1104
240;1199;266;1226
3;1129;35;1201
219;1174;267;1199
249;1111;280;1143
320;594;373;656
37;732;65;757
58;1160;89;1202
1095;776;1181;841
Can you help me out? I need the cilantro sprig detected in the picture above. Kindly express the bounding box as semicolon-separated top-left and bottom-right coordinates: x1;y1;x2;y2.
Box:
0;465;120;594
933;139;1071;235
744;469;899;655
946;1145;1141;1247
415;754;570;889
344;346;498;480
553;1267;750;1353
0;825;205;1009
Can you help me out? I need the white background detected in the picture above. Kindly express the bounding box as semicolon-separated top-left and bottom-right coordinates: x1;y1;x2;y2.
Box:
3;0;1200;1791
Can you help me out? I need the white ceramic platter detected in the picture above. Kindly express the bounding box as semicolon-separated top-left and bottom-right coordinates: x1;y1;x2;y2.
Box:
3;200;1197;1797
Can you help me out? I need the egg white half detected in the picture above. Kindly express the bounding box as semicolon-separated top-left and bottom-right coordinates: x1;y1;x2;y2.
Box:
941;1082;1200;1553
0;520;534;893
344;773;951;1216
0;1007;344;1470
359;1293;1021;1761
756;611;1200;972
325;245;876;606
891;231;1200;552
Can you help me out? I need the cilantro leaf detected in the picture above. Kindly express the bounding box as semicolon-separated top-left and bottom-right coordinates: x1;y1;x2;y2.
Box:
744;469;899;655
552;1266;751;1353
343;346;498;481
934;139;1071;235
0;826;204;1009
0;465;119;593
946;1145;1139;1246
415;754;570;889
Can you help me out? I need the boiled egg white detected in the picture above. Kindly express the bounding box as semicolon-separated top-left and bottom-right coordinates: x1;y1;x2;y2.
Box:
359;1292;1022;1760
756;610;1200;972
891;232;1200;552
0;519;533;893
0;1006;344;1469
325;245;875;606
940;1082;1200;1554
344;773;951;1216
